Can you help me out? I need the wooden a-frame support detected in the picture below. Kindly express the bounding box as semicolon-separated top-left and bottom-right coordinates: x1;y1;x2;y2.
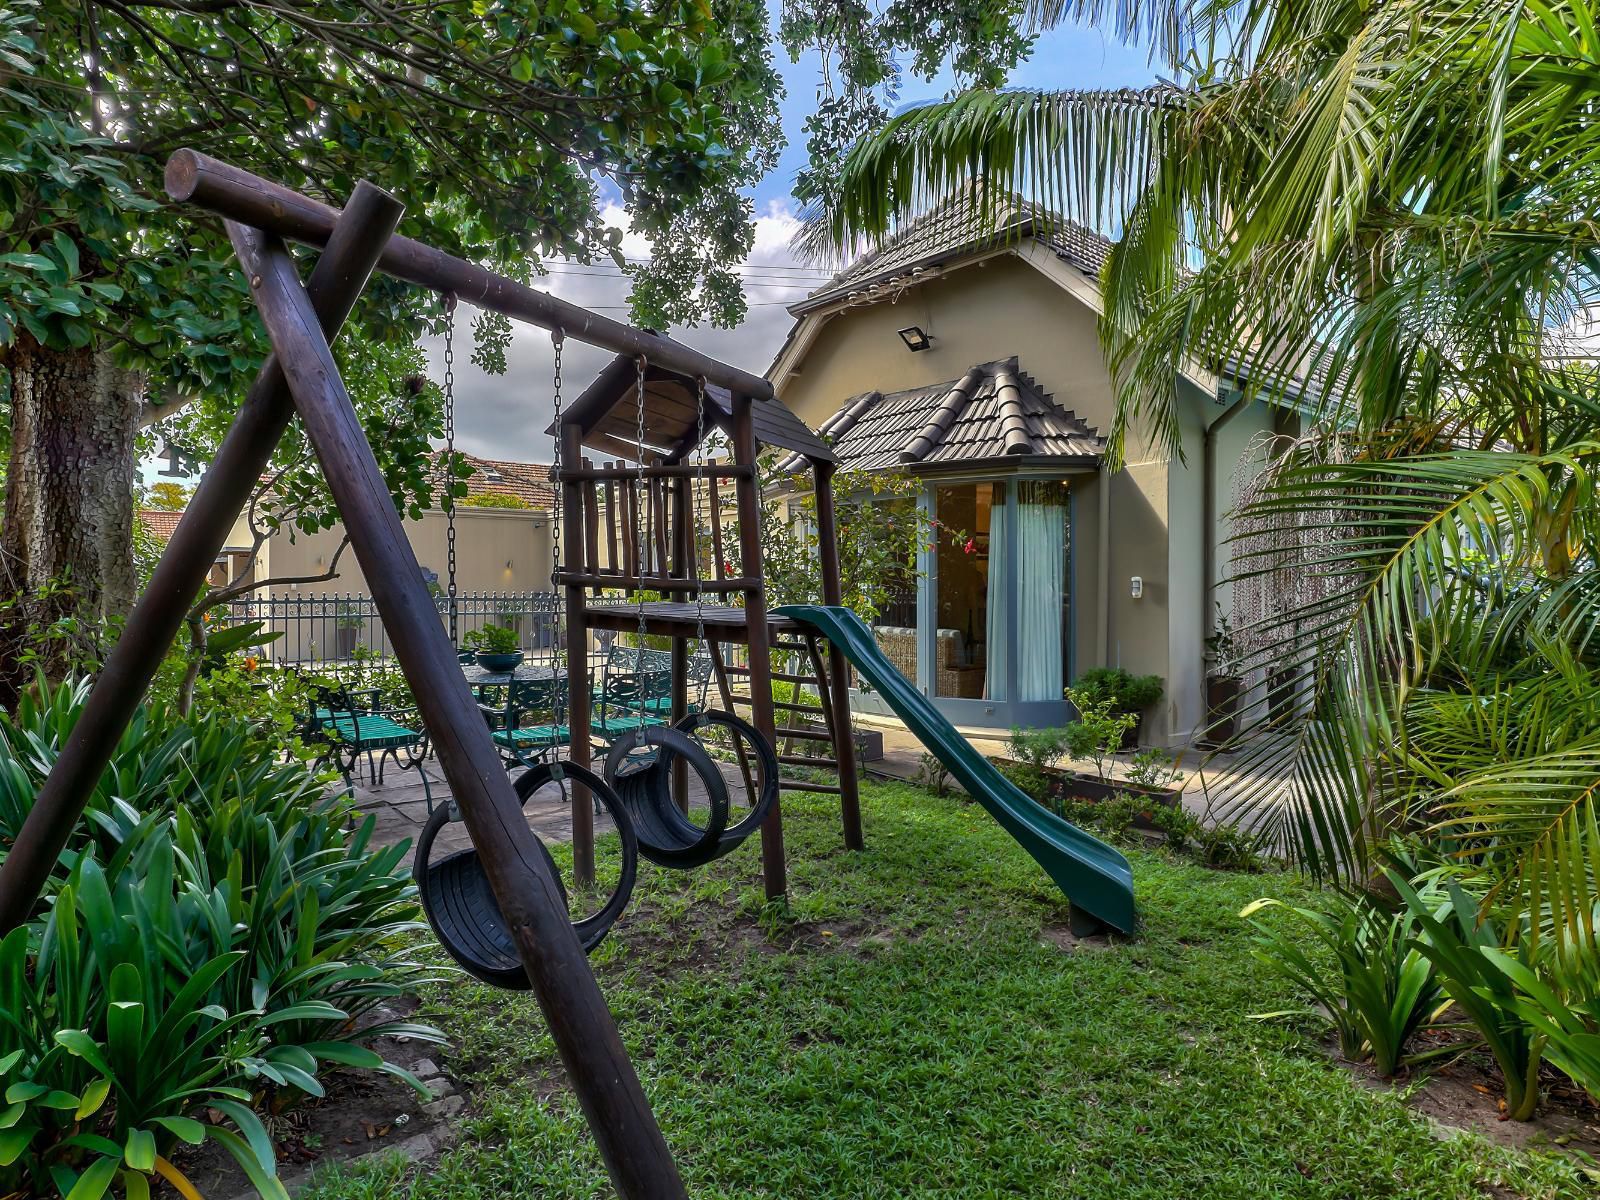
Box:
0;164;688;1198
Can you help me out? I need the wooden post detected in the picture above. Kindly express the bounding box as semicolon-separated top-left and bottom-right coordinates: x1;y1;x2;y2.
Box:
811;460;864;851
0;183;404;933
730;396;786;899
563;425;596;889
669;472;691;813
234;225;683;1198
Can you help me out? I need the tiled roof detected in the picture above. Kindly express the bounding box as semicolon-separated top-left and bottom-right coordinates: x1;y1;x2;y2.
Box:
429;452;556;510
780;359;1105;474
137;509;183;541
793;186;1112;315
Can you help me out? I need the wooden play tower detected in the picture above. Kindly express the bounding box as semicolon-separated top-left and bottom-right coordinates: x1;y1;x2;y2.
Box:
553;354;864;899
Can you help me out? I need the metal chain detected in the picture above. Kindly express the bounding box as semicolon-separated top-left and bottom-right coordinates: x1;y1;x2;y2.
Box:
692;375;707;642
634;354;649;664
442;293;459;644
549;329;564;592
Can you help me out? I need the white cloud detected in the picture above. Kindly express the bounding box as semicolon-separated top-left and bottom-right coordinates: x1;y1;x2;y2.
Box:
426;198;818;466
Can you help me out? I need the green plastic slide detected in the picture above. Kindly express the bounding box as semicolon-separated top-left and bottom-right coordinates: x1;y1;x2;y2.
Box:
775;604;1137;934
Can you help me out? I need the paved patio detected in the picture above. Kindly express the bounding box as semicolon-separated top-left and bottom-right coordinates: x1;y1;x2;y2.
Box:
353;756;750;863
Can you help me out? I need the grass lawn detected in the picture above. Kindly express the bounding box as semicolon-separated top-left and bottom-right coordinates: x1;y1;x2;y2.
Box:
307;780;1591;1199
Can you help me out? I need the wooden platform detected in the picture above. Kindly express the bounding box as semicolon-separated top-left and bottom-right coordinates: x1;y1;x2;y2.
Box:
583;601;800;644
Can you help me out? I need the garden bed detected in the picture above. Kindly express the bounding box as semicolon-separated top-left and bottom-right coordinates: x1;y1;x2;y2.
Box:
990;756;1182;829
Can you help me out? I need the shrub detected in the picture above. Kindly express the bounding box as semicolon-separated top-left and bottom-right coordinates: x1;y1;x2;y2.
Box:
1242;887;1446;1077
1070;667;1165;715
1392;874;1546;1120
1061;690;1135;784
1150;804;1201;850
1008;726;1072;772
1195;821;1264;871
0;677;443;1196
1126;747;1182;791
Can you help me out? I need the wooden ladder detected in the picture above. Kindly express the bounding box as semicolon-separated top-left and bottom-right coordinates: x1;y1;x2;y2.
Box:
707;631;848;796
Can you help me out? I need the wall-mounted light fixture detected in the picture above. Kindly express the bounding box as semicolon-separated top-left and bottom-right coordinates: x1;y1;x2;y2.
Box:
897;325;933;353
505;559;514;571
1130;575;1143;599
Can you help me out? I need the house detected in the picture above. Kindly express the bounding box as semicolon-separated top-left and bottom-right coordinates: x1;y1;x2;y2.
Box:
768;196;1300;744
148;453;560;660
246;452;558;602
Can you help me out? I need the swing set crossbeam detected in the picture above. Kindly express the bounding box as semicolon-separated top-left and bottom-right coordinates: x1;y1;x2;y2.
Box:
164;149;776;402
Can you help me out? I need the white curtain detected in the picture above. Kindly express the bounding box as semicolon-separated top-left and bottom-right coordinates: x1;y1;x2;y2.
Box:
984;490;1007;700
1014;482;1067;702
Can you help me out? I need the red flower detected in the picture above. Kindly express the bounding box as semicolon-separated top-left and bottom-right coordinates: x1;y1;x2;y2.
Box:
963;538;976;555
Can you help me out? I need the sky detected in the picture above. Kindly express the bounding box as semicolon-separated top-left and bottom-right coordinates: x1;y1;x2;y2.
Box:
148;9;1158;483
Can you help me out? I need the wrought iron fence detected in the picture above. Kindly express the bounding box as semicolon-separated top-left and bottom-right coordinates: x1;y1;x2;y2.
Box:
224;591;580;664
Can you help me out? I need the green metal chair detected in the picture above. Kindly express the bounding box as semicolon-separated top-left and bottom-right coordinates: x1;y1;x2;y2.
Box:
590;647;670;744
479;675;572;771
303;679;435;810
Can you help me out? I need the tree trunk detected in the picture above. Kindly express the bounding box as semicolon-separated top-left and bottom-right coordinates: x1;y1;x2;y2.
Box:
0;334;142;707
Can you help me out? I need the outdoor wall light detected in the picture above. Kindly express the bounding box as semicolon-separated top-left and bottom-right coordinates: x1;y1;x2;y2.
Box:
1130;575;1144;599
897;325;933;352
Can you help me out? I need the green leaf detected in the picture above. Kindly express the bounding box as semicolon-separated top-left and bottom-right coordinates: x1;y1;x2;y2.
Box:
64;1155;118;1200
124;1128;156;1172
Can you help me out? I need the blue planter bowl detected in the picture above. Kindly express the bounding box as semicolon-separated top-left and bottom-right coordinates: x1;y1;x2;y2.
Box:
475;651;524;673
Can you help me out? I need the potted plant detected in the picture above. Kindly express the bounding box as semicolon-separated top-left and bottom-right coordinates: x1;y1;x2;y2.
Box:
464;622;523;672
333;601;365;658
1202;604;1244;747
1068;667;1165;748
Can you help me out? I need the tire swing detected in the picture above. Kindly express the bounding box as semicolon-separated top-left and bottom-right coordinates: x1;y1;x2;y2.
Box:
414;761;639;987
600;371;779;871
603;709;777;868
413;329;636;989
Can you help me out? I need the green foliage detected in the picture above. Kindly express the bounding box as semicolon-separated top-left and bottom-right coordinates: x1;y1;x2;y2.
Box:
143;481;190;511
1061;688;1136;784
459;493;531;510
1071;667;1165;714
1007;725;1072;772
1242;889;1446;1077
0;677;443;1195
1126;747;1181;791
332;603;366;632
1392;874;1547;1121
756;455;931;623
803;0;1600;951
463;623;520;655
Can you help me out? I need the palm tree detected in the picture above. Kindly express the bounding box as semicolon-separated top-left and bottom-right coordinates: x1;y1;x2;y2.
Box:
809;0;1600;937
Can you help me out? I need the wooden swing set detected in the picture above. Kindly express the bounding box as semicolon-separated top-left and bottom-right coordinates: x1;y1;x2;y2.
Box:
0;152;865;1200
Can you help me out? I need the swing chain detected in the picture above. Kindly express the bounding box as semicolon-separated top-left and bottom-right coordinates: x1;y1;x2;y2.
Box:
442;292;459;644
634;354;649;663
549;329;564;592
692;375;707;643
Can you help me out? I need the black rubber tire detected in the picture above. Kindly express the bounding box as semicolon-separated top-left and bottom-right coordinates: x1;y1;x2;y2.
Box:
679;709;780;852
603;725;731;868
414;760;638;989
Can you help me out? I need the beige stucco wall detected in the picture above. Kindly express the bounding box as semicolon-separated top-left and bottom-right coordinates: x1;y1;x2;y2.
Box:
253;507;553;658
264;507;552;596
774;253;1186;738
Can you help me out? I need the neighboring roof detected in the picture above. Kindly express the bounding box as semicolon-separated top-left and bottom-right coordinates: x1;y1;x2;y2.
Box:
429;452;556;510
552;351;838;465
792;186;1113;317
779;358;1105;475
137;509;184;541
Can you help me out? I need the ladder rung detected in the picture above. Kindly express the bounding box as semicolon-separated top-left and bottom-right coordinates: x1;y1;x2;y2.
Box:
780;780;843;794
779;754;837;769
723;664;818;684
775;727;833;741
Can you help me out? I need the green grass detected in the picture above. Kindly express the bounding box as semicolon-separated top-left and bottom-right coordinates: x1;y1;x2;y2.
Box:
308;782;1590;1199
